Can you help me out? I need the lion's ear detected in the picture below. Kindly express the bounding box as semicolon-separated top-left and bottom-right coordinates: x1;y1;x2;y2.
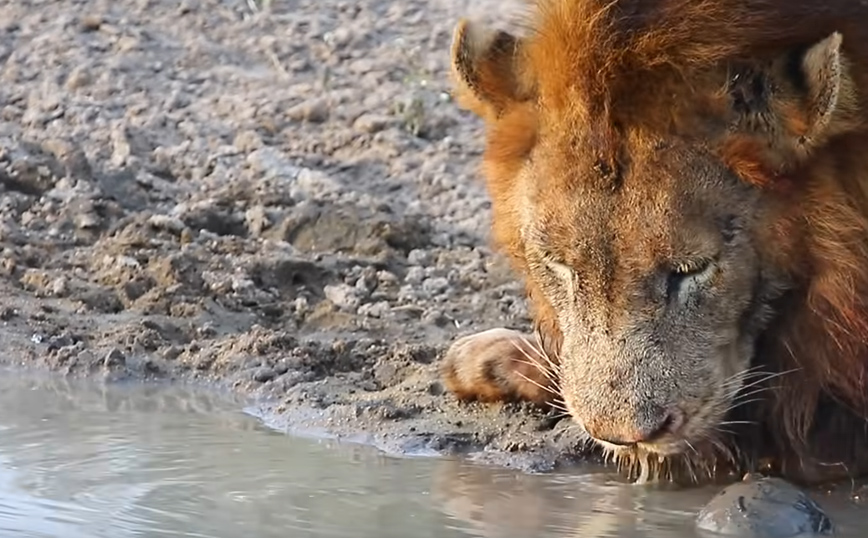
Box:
450;19;527;121
726;32;859;168
799;32;852;142
729;32;857;147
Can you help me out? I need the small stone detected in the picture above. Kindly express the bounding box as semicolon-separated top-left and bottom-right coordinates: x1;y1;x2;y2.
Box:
354;266;378;296
358;301;390;318
50;277;68;296
104;348;126;368
407;248;431;266
231;276;255;292
377;270;398;285
66;65;92;89
294;168;340;197
421;308;448;326
286;98;329;123
74;212;100;230
353;113;392;134
404;266;425;285
323;27;352;48
421;276;449;295
245;205;271;236
293;296;310;315
696;476;833;537
148;214;186;234
79;15;103;32
196;323;217;338
253;367;277;383
324;283;362;311
41;139;92;180
0;307;16;321
233;130;263;153
110;124;132;167
162;346;182;361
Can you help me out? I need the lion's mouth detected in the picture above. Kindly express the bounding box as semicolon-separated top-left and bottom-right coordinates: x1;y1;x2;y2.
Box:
582;409;718;458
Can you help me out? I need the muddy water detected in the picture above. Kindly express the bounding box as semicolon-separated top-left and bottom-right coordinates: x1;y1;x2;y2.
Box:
0;374;862;538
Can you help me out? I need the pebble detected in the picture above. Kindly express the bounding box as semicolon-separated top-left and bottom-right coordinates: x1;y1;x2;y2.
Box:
354;267;378;296
245;205;271;236
421;276;449;295
103;348;126;368
293;296;310;316
79;14;103;32
253;367;277;383
50;276;69;296
286;98;330;123
404;266;425;285
353;113;392;134
110;124;133;167
74;211;101;230
66;65;92;90
358;301;390;318
407;248;431;266
324;283;363;311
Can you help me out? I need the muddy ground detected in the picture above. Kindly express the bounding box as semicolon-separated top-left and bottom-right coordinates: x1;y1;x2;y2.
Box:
0;0;599;474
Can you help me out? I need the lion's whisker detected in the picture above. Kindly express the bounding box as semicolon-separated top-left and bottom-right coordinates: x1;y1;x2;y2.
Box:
514;370;562;397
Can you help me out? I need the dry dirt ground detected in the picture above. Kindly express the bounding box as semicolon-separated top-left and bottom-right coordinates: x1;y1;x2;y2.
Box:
0;0;596;474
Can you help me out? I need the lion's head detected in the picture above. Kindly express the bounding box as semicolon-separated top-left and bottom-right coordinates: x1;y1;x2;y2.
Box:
450;0;868;480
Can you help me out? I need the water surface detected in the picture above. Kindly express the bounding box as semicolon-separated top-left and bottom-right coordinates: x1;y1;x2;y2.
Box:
0;373;863;537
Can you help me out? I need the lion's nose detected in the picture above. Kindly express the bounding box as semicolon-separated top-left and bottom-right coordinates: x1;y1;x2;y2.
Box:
583;407;683;446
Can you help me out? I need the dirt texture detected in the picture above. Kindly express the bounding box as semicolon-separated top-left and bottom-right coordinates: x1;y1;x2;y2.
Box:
0;0;598;473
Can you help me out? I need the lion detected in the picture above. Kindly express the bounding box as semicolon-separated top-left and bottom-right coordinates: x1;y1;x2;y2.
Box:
440;0;868;486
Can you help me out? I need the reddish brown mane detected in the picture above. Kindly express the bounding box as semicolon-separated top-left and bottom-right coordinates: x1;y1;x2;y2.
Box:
465;0;868;479
523;0;868;106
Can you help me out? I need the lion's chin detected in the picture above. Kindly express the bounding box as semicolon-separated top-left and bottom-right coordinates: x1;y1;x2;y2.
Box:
592;437;729;485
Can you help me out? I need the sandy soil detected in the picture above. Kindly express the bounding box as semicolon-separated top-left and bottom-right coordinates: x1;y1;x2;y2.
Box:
0;0;600;473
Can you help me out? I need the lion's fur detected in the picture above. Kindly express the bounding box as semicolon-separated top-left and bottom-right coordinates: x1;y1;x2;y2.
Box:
446;0;868;484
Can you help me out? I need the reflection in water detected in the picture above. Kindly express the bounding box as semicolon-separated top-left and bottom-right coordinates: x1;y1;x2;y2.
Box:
0;373;862;538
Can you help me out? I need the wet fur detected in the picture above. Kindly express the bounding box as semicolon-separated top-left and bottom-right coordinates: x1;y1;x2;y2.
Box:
442;0;868;486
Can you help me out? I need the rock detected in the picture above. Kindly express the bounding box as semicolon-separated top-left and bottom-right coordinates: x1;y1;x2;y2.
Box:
358;301;390;318
79;15;103;32
1;147;63;195
104;348;126;368
324;283;363;311
233;130;263;152
253;367;277;383
407;248;431;266
354;267;378;296
147;214;186;234
286;98;330;123
404;266;424;285
696;476;833;537
323;26;353;49
421;276;449;295
294;168;341;198
110;124;133;167
40;139;92;179
50;276;69;296
353;113;392;134
245;205;271;236
65;65;93;90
